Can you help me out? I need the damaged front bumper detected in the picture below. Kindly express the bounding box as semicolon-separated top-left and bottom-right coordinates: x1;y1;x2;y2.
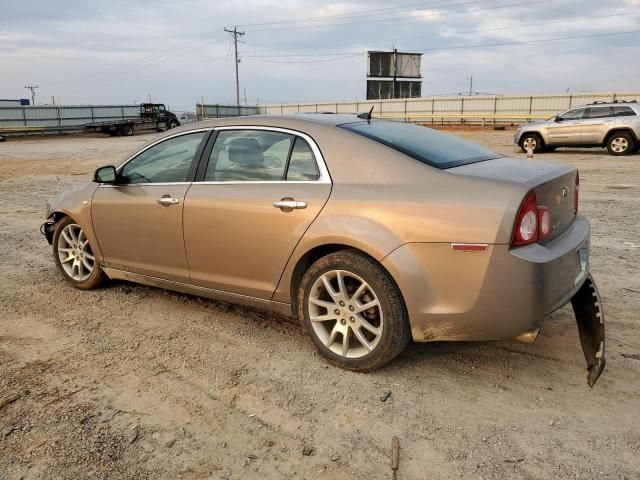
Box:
40;219;55;245
572;274;606;387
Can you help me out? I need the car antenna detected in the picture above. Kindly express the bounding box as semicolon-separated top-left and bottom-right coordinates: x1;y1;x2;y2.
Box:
357;105;374;123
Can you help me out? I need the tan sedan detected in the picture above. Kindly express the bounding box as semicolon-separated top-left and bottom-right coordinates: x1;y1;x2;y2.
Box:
41;115;605;386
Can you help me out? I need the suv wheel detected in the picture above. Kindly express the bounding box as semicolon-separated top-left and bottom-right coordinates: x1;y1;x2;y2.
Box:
606;132;634;156
519;133;543;153
297;250;410;371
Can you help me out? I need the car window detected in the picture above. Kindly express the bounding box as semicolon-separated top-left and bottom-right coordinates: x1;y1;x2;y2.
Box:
205;130;293;181
120;132;206;184
587;106;612;118
558;108;586;121
613;106;637;117
339;120;500;169
286;138;320;181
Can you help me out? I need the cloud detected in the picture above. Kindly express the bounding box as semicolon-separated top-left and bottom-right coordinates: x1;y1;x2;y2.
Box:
0;0;638;108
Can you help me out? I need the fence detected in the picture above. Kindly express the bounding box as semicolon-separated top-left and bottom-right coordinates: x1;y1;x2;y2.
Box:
196;104;259;120
258;92;640;125
0;105;140;134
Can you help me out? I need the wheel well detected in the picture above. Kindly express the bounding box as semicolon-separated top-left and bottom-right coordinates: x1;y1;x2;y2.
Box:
48;211;69;224
604;128;637;146
289;244;407;320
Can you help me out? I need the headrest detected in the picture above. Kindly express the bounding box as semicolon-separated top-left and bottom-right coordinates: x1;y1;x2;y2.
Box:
228;137;263;167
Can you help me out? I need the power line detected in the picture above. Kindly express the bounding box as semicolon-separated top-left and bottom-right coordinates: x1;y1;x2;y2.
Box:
242;11;640;54
243;29;640;60
244;0;556;32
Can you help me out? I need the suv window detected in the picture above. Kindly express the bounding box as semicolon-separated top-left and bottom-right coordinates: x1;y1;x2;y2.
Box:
286;138;319;181
206;130;293;181
613;106;636;117
587;106;612;118
120;132;207;184
557;108;586;121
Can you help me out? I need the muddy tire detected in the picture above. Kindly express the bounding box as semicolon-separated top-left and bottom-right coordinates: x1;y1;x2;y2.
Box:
52;216;106;290
297;250;410;371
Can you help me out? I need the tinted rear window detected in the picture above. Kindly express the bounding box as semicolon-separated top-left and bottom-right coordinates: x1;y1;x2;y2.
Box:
339;120;501;169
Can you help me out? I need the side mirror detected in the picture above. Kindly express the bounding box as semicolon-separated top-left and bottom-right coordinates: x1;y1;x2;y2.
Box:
93;165;117;184
554;116;563;122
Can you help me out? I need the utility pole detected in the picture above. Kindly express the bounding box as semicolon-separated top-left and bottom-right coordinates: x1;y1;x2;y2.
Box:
468;76;473;96
24;85;38;105
225;26;245;107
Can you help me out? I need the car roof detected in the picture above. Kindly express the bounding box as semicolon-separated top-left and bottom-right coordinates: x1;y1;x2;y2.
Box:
173;113;362;132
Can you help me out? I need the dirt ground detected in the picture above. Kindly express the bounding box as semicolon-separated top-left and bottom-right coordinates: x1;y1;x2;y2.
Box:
0;129;639;480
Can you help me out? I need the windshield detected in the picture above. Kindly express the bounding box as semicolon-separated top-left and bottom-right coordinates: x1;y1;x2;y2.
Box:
339;120;501;169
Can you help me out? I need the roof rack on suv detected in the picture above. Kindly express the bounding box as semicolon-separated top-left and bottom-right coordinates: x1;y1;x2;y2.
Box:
589;100;637;105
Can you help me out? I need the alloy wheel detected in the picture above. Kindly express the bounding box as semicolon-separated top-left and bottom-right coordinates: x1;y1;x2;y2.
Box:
611;137;628;153
57;223;95;281
308;269;384;358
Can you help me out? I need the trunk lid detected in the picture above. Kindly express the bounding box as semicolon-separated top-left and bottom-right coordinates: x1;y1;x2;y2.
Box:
449;157;578;241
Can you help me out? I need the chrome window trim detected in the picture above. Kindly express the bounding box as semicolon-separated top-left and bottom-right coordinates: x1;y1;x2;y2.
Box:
209;125;331;184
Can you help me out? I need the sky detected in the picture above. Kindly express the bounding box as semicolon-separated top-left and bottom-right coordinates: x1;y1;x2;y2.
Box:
1;0;640;111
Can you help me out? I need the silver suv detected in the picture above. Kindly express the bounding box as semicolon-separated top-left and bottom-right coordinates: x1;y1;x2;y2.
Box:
514;100;640;156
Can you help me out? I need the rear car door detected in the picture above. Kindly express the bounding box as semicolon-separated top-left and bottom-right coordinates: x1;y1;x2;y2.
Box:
183;126;331;299
546;107;586;144
581;105;613;144
91;130;209;281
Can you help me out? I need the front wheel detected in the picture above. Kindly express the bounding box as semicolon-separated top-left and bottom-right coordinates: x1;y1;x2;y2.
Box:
519;133;543;153
169;121;179;129
606;132;634;156
297;250;410;371
53;217;106;289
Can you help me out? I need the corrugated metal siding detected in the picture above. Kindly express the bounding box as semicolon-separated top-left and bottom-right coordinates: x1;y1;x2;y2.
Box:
258;92;640;124
0;105;140;133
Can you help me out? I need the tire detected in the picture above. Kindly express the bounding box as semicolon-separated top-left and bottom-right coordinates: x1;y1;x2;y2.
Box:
606;132;634;156
169;121;179;129
52;216;106;290
297;250;410;371
519;133;543;153
123;125;134;136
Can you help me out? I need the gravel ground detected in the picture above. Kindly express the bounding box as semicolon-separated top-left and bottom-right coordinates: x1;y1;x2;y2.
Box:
0;129;639;480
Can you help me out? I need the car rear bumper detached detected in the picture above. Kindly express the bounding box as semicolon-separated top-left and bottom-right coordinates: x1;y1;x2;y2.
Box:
382;214;605;386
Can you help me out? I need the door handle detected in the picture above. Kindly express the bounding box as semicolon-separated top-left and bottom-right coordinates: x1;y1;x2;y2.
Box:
273;200;307;210
157;196;180;206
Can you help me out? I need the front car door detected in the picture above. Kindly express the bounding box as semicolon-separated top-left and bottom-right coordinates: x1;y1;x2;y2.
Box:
91;130;210;281
546;107;586;145
183;126;331;299
581;105;613;144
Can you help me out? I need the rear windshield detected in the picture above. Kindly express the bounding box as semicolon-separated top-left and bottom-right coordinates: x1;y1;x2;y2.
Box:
339;120;501;169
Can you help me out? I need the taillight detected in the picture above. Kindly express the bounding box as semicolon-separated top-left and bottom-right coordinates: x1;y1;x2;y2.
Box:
574;171;579;214
538;205;552;239
511;191;552;247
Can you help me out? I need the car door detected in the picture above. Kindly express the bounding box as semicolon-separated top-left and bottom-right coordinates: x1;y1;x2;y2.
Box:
581;106;613;144
183;126;331;299
546;107;586;144
91;130;210;281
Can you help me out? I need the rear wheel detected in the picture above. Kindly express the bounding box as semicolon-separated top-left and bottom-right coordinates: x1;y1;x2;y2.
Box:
606;132;634;156
53;217;106;290
519;133;543;153
297;250;410;371
122;125;134;136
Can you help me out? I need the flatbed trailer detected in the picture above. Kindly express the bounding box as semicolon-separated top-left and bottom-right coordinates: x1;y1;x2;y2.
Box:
85;103;180;136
